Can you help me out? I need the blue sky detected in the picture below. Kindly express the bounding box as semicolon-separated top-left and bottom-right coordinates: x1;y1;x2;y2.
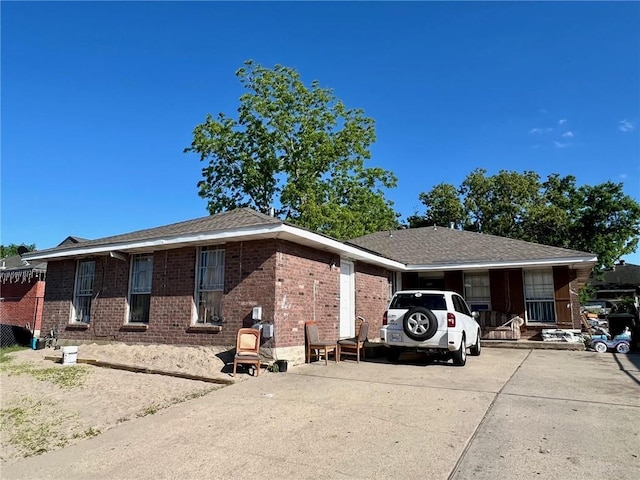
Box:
2;1;639;263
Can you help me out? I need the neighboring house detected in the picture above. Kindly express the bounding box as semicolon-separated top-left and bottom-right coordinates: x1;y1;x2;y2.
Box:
590;261;640;301
23;208;597;362
0;254;47;336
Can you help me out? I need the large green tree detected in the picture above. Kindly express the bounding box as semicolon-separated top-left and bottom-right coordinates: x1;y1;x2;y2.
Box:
410;169;640;270
185;61;398;240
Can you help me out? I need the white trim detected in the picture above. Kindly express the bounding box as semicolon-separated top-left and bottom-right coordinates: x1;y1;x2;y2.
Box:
339;260;356;338
406;256;597;271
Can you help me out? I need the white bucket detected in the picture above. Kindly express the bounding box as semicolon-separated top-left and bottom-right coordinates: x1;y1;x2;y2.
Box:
61;346;78;365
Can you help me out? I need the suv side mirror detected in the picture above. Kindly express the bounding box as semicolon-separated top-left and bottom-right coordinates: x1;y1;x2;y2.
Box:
472;311;479;319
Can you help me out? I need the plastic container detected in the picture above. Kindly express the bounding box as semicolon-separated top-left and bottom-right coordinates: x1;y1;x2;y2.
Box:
62;346;78;365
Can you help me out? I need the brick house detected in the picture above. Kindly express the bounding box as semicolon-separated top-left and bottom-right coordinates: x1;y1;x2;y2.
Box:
23;208;597;362
0;254;47;336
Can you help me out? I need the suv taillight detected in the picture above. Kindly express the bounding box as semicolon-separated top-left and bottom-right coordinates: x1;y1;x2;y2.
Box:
447;312;456;328
383;311;388;326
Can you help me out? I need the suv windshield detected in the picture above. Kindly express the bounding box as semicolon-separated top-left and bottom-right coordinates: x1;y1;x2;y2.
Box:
389;293;446;310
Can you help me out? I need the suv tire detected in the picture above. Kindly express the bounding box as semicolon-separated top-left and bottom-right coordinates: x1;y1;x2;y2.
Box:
402;306;438;341
452;336;467;366
469;331;481;356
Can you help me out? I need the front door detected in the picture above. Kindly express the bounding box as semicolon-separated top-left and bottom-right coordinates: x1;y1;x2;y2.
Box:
339;260;355;338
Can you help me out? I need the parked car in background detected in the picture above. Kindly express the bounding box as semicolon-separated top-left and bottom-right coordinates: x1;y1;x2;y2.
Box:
380;290;481;366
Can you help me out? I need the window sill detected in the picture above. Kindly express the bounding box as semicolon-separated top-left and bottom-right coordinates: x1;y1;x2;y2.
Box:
66;323;89;331
525;322;557;327
186;325;223;334
120;324;148;332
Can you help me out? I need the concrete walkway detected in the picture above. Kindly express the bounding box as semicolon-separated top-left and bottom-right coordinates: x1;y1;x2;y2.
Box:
3;349;639;480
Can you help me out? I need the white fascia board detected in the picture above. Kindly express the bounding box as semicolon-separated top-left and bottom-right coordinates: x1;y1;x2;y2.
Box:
23;224;286;261
23;223;406;270
278;225;406;269
406;256;598;271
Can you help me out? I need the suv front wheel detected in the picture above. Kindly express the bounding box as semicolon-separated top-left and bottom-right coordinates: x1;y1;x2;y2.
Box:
469;332;481;356
452;336;466;366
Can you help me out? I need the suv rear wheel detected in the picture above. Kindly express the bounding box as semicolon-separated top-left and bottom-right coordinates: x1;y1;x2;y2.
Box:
402;306;438;341
452;336;467;366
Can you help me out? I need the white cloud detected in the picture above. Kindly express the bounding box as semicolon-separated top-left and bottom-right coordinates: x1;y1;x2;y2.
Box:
558;119;568;125
618;120;634;132
529;127;553;134
562;131;574;138
554;141;570;148
619;173;628;180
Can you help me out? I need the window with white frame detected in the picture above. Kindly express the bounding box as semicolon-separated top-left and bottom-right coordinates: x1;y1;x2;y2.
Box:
464;272;491;311
73;260;95;323
195;246;225;324
524;269;556;322
129;254;153;323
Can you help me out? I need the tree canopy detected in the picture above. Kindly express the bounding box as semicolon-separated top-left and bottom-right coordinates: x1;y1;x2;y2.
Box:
409;169;640;271
0;244;36;258
185;60;398;240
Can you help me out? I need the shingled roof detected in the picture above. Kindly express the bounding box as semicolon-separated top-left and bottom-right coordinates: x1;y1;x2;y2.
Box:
23;208;597;274
592;262;640;289
347;226;596;266
22;208;405;270
27;208;283;256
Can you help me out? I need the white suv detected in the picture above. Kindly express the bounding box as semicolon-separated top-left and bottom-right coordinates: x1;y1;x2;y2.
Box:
381;290;481;366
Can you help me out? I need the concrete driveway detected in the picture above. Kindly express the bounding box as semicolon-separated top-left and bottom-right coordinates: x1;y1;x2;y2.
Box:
3;349;639;480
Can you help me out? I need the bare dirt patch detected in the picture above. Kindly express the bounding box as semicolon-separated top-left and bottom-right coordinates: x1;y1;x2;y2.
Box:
0;343;243;465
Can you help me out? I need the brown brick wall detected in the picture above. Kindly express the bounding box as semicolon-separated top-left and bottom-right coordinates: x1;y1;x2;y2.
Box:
41;242;279;347
0;280;45;331
354;263;391;340
223;240;277;344
41;259;76;338
274;241;340;348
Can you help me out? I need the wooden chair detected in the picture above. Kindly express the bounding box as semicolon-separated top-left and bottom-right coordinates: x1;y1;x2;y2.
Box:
305;321;338;365
233;328;261;377
337;318;369;363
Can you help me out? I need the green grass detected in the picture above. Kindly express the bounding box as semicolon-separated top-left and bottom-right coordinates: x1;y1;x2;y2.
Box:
0;357;89;389
0;396;72;457
136;386;216;418
0;345;27;364
72;427;101;439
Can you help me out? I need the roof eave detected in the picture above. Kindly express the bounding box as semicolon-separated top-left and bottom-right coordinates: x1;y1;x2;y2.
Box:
405;256;598;271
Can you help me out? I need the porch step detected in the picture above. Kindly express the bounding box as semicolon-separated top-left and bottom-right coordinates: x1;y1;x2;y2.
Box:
483;339;585;351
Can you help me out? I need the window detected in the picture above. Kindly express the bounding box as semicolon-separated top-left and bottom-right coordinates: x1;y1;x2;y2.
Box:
524;270;555;322
73;260;95;323
129;254;153;323
195;247;225;324
453;294;472;317
389;292;446;311
464;272;491;311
